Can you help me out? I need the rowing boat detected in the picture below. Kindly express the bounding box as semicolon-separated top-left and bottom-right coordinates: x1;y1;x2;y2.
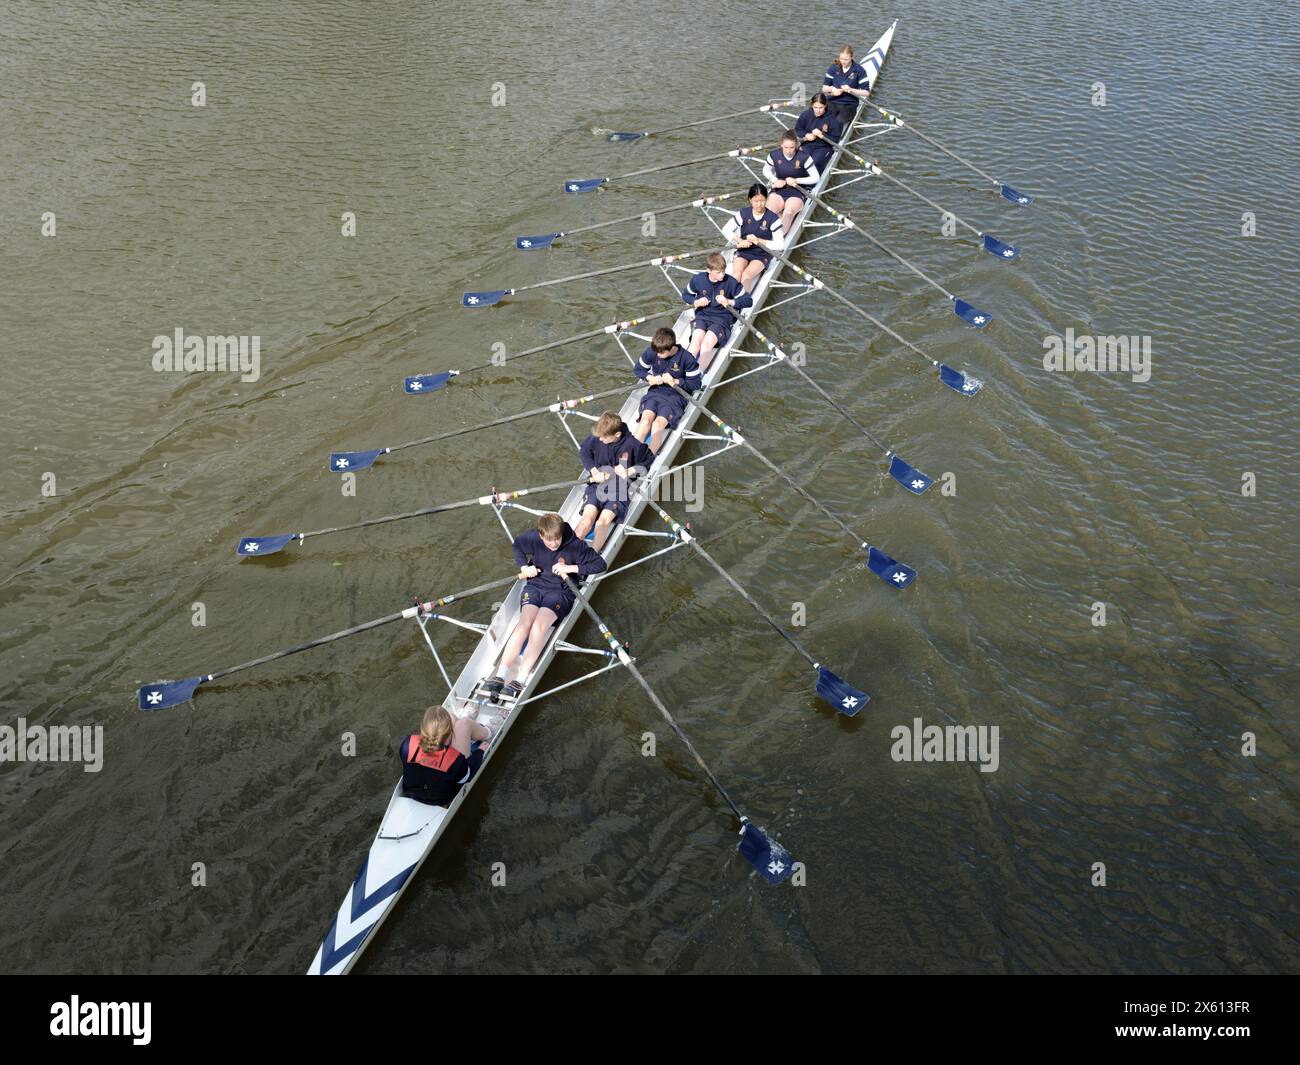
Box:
305;23;901;974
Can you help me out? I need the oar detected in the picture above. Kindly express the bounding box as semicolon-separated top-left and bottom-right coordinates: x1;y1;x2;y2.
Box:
516;191;744;250
667;384;916;589
639;495;870;716
463;247;724;308
741;320;933;494
332;386;632;472
137;574;520;710
807;131;1019;259
560;575;797;883
236;478;587;557
598;100;794;142
783;260;984;397
866;159;1019;260
815;201;993;328
859;100;1034;205
564;144;773;194
405;305;676;392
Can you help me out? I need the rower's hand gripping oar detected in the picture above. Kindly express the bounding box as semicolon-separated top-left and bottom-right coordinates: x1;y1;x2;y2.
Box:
463;247;726;308
563;143;774;194
738;320;933;494
137;574;520;710
599;100;794;142
236;478;588;557
331;386;632;473
560;575;798;883
859;99;1034;205
666;384;916;589
782;261;984;397
638;495;870;716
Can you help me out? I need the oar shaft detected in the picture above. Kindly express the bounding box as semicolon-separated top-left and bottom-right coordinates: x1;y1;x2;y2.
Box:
743;321;892;458
513;248;723;296
394;387;630;454
784;262;936;368
639;102;791;138
668;385;863;547
869;163;979;237
818;203;955;301
561;576;747;823
298;479;586;541
206;575;519;684
638;494;818;672
861;100;1001;186
614;144;771;182
455;305;679;376
562;192;740;239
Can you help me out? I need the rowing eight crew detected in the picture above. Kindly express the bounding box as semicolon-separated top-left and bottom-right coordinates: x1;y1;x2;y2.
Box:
399;46;879;807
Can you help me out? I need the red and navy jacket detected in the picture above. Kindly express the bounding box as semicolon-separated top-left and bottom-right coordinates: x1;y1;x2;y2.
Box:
400;733;467;806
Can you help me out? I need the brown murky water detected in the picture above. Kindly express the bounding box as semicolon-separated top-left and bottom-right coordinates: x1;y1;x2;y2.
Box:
1;1;1296;973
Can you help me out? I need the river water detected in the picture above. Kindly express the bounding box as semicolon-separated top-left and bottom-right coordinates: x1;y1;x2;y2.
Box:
1;1;1295;974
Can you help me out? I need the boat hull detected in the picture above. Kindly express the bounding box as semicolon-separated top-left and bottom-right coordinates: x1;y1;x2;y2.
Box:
308;20;899;975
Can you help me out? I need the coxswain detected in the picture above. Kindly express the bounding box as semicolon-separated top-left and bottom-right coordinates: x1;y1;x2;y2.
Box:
399;705;493;807
823;44;871;127
634;326;702;453
762;130;820;232
681;252;753;371
481;512;608;702
794;93;844;174
575;410;655;550
724;183;785;292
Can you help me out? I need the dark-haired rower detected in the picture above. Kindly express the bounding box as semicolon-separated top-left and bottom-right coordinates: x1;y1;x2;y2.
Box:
724;183;785;292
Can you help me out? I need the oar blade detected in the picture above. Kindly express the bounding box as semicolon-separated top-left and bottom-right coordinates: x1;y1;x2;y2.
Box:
404;371;453;394
738;822;796;884
329;449;384;473
954;299;992;328
816;666;869;716
564;177;607;194
606;131;646;142
866;546;917;589
237;534;296;558
138;676;205;711
515;233;560;250
462;290;507;308
1000;184;1033;205
982;233;1019;260
887;455;933;494
939;364;983;396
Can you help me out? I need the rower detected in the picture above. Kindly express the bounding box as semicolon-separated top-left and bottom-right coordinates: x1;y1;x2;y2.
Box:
634;326;702;453
574;410;655;550
794;92;844;174
681;252;752;372
481;512;608;703
399;705;493;807
762;130;819;233
724;183;785;293
823;44;871;127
